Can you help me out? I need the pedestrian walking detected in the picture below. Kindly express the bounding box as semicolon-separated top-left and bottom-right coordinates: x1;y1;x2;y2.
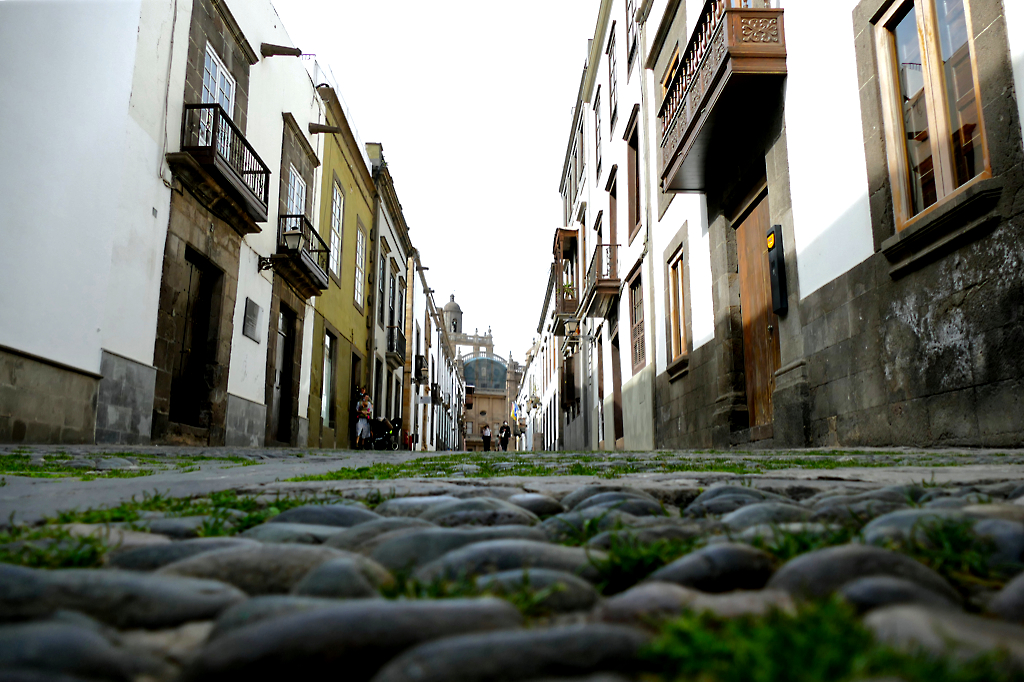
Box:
499;421;511;451
355;390;373;449
482;424;491;452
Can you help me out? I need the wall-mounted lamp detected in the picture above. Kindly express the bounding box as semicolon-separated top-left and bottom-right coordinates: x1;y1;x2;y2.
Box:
281;230;302;251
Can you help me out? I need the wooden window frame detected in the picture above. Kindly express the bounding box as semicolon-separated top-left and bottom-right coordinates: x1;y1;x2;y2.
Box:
624;106;642;245
594;87;602;182
874;0;991;233
607;23;618;133
627;265;645;375
668;248;687;362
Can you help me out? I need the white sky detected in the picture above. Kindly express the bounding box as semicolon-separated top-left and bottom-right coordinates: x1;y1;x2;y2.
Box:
272;0;600;363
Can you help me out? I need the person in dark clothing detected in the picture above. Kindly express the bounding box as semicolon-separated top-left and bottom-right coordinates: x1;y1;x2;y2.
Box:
499;421;511;451
482;424;491;452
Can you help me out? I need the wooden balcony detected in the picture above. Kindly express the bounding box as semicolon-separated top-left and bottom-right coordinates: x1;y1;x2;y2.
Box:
552;228;579;336
659;0;786;192
582;244;620;319
386;326;406;370
268;215;329;299
166;104;271;235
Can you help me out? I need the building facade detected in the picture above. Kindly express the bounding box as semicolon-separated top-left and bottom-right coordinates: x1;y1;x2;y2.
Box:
532;0;1024;450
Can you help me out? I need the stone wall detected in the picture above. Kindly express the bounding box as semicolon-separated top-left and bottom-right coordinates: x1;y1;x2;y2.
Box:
95;351;156;445
654;340;719;449
622;364;655;450
0;348;97;444
224;393;265;447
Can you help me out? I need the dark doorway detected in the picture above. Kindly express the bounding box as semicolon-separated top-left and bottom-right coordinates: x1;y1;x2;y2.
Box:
271;306;296;443
735;191;781;439
610;330;625;448
169;248;220;429
350;352;362;445
374;357;383;418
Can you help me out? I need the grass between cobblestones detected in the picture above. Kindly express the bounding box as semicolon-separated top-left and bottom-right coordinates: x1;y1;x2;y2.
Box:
287;450;992;482
641;599;1020;682
0;452;261;480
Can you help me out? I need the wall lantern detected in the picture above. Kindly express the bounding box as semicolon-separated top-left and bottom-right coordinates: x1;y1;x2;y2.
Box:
564;319;579;336
282;230;303;251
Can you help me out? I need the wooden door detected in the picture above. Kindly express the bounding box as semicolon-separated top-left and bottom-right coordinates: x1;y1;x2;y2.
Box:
736;194;781;435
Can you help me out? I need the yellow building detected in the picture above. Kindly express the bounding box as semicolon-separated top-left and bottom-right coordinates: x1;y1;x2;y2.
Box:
306;79;375;448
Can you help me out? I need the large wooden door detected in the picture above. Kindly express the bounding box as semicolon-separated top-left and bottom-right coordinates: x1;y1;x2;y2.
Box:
736;194;781;436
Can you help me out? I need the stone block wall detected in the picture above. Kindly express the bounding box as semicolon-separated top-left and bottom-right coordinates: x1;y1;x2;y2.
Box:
225;393;265;447
654;340;720;449
95;351;156;444
0;348;97;444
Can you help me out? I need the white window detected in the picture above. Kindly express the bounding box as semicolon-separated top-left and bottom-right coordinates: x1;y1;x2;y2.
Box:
321;332;335;426
329;182;343;277
286;165;306;216
354;228;366;308
202;43;235;115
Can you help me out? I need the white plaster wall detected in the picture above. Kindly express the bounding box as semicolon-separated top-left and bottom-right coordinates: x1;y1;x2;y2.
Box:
1005;0;1024;141
0;0;142;374
102;0;193;367
224;0;325;413
784;0;874;299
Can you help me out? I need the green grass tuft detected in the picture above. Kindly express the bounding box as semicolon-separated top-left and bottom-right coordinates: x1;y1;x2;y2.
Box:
588;532;698;595
643;599;1019;682
0;525;108;569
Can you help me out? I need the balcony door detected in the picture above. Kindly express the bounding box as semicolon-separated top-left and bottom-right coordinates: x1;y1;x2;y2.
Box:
200;43;235;150
286;166;306;216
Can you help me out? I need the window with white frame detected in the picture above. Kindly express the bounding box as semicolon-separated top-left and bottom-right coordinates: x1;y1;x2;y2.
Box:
329;182;343;277
202;43;235;115
321;332;336;428
354;227;366;308
286;165;306;216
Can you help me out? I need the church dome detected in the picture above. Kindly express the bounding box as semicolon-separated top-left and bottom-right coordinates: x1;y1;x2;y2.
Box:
443;295;462;313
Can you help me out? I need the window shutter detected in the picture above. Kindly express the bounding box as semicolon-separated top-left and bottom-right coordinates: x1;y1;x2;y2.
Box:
243;298;260;342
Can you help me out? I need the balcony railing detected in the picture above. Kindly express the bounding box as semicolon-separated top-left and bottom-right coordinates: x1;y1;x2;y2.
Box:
658;0;785;191
582;244;621;319
387;326;406;368
180;104;270;221
273;214;329;298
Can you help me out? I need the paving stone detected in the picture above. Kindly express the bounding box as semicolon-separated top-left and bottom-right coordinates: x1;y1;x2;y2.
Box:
539;509;640;543
0;564;246;629
586;524;706;550
136;516;213;539
574;494;667;518
0;622;138;682
865;605;1024;665
923;497;971;509
291;556;393;598
475;569;600;613
646;543;775;592
736;523;840;544
267;504;380;528
116;621;213;671
507;494;564;517
963;504;1024;523
157;543;352;595
93;458;135;471
186;598;523;681
371;526;548;572
559;486;656;510
240;522;346;544
451;487;524;501
374;496;460;517
767;545;960;603
689;485;784;506
987;571;1024;623
57;524;171;552
418;498;540;527
107;538;260;571
371;624;651;682
810;500;909;523
209;595;353;639
596;582;795;628
721;502;812;530
812;485;926;510
323;518;436;552
684;494;762;518
863;509;1024;567
413;540;605;583
838;576;962;613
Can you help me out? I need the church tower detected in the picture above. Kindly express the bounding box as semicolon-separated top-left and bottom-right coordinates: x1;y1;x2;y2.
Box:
443;294;463;335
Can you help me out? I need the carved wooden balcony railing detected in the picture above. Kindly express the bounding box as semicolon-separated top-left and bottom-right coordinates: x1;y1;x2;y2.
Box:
169;104;271;233
272;214;329;299
659;0;786;191
583;244;620;319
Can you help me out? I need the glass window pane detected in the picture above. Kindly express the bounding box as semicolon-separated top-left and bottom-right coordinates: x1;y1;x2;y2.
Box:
934;0;983;187
892;6;937;215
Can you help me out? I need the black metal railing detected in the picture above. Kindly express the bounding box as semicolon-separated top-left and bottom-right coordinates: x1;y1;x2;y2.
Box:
181;103;270;207
587;244;619;293
278;214;329;278
387;326;406;363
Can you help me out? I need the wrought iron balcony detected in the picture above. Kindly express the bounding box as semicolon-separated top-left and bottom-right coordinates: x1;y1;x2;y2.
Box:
167;104;271;233
583;244;620;319
269;215;329;299
386;326;406;370
659;0;786;191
